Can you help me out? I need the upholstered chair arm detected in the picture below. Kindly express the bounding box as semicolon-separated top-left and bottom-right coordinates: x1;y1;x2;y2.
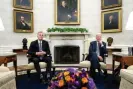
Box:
0;66;10;72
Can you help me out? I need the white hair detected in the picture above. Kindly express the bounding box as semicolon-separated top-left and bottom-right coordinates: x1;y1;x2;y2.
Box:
96;33;102;36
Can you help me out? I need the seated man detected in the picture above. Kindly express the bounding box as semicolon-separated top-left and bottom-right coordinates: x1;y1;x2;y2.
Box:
27;31;52;83
88;33;107;78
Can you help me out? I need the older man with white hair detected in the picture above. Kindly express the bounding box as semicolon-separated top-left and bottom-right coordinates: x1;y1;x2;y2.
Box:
87;33;108;79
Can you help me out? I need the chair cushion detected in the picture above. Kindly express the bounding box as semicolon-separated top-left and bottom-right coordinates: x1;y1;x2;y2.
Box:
79;61;91;68
127;65;133;70
27;62;47;69
120;69;133;83
0;71;15;87
100;62;106;69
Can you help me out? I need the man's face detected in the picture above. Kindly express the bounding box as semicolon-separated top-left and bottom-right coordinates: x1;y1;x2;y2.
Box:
20;16;25;22
109;15;113;21
61;1;66;7
96;34;102;41
37;32;44;40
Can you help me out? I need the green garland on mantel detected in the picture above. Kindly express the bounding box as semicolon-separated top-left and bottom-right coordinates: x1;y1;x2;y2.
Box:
47;27;88;33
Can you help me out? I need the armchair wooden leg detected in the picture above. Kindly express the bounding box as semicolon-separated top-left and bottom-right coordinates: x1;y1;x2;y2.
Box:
87;68;89;72
103;69;107;77
53;67;55;76
27;70;31;79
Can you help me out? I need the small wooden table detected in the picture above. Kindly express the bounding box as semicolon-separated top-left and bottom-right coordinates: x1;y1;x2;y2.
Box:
0;52;17;76
112;52;133;75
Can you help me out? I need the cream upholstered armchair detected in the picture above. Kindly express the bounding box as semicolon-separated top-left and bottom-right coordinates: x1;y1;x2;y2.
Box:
119;65;133;89
0;66;16;89
80;37;107;71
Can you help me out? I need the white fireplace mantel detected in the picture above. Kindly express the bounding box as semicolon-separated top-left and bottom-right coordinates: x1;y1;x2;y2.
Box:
45;32;90;40
45;32;90;61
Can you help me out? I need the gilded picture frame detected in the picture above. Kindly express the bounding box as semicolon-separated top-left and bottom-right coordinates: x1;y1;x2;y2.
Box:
55;0;80;25
13;0;33;10
101;9;122;33
14;9;33;33
101;0;122;9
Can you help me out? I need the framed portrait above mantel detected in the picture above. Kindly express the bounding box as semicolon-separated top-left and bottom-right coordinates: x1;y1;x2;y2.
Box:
55;0;80;25
13;0;33;10
101;0;122;9
14;9;33;33
101;9;122;33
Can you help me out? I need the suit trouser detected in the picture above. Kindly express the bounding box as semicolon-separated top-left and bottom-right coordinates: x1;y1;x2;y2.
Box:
31;56;52;79
90;52;101;77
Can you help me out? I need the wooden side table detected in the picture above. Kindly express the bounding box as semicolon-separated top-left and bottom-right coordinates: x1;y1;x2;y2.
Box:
0;52;17;76
13;48;28;54
112;52;133;75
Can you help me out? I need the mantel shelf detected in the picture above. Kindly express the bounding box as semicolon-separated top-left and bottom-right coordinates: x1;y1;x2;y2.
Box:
46;32;90;36
45;32;90;40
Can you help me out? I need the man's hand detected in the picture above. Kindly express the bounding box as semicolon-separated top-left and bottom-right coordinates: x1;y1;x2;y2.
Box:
98;40;104;47
36;51;46;56
98;40;102;44
98;56;103;61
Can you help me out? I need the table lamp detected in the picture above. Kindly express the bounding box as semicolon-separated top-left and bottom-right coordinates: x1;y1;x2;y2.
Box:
126;11;133;30
125;11;133;55
0;17;4;31
0;17;5;53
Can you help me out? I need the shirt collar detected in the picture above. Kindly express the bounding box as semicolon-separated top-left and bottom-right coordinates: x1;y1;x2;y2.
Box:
38;40;42;43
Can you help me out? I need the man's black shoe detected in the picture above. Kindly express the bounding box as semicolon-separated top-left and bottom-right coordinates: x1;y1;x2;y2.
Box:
47;79;51;85
40;79;48;84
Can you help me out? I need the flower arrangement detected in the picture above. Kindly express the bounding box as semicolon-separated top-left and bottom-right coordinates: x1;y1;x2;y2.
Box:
48;68;96;89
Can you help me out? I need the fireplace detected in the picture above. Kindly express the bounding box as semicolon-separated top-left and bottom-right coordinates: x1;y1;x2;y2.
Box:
54;45;80;64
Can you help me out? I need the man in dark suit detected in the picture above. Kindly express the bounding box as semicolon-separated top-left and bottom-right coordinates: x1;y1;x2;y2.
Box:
17;16;31;30
88;33;108;78
28;31;52;83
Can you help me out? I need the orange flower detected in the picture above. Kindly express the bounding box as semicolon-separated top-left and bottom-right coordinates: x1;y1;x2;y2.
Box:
65;75;71;82
81;87;88;89
82;77;88;84
64;71;70;76
71;78;75;82
58;80;64;87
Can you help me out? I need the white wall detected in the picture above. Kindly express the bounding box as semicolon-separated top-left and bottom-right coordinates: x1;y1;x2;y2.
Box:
1;0;133;46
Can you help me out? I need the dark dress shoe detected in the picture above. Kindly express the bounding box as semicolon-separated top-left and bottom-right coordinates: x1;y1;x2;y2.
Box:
40;78;48;84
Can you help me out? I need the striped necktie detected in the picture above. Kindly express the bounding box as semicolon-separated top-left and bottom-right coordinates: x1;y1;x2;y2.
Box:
39;41;42;51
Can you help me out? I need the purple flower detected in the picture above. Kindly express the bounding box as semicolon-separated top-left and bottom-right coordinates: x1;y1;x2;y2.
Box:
66;68;77;73
88;78;96;89
75;81;80;86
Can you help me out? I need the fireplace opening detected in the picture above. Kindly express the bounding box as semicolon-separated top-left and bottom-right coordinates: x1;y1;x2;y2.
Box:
54;45;80;64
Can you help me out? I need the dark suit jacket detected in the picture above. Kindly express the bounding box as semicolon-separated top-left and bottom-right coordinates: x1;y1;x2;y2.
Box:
28;40;51;59
88;41;107;62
